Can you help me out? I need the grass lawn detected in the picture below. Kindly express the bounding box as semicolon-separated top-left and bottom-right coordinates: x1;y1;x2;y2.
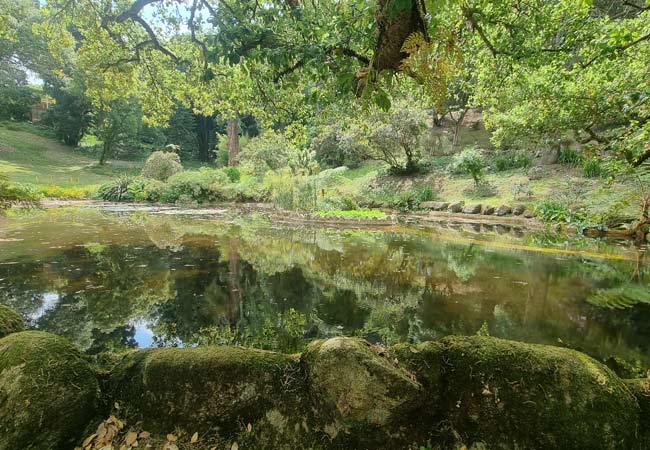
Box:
0;122;142;190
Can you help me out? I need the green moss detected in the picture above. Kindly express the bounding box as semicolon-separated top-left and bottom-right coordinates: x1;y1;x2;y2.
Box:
0;305;24;338
95;336;644;450
624;379;650;447
436;336;638;450
108;345;307;438
303;337;422;438
0;331;100;450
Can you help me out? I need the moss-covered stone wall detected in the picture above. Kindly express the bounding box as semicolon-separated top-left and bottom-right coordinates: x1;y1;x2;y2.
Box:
0;312;646;450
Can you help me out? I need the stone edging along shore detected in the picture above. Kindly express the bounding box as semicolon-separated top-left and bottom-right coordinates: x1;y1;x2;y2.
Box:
0;306;649;450
37;198;650;242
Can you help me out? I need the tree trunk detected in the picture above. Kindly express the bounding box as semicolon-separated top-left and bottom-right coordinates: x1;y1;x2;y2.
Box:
196;115;213;162
228;236;242;326
227;118;240;166
99;140;110;165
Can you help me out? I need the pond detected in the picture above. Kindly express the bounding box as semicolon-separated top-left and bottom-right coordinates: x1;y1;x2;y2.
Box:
0;205;649;367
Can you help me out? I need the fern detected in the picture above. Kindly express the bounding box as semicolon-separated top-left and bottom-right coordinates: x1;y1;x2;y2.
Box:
587;284;650;310
399;29;460;109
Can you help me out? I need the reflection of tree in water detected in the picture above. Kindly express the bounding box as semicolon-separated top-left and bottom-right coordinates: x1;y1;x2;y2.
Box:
2;212;650;363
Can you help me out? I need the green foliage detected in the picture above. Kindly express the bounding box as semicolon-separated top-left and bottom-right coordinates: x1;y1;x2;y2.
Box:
534;200;590;227
39;185;94;199
141;151;182;181
97;176;136;201
314;209;387;220
223;166;240;182
588;284;650;310
451;147;485;185
288;146;319;175
582;157;606;178
558;148;584;167
163;168;231;203
239;131;291;175
0;175;40;210
310;123;368;169
367;102;428;175
493;152;532;171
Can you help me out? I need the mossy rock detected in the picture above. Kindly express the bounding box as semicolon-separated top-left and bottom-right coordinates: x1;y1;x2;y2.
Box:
0;305;24;338
303;337;422;437
437;336;639;450
0;331;100;450
624;379;650;447
108;346;307;439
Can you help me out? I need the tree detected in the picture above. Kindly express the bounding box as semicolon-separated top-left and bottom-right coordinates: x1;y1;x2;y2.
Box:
93;99;141;165
454;0;650;168
366;100;428;174
40;73;92;146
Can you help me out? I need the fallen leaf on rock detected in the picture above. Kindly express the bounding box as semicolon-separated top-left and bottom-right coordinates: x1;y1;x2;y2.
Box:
138;431;150;439
125;431;137;446
82;433;96;448
190;432;199;443
231;442;239;450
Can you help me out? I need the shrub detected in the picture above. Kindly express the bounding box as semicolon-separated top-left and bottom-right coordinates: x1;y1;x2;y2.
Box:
583;157;605;178
558;148;583;167
0;177;40;210
125;178;167;202
367;102;428;174
451;147;485;185
310;124;368;169
534;200;586;223
141;151;183;181
494;152;532;171
97;176;136;201
263;170;299;210
239;131;291;174
223;166;241;182
39;185;94;199
164;168;231;203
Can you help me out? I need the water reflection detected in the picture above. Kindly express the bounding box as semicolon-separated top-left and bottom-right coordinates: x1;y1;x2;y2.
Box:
0;208;648;368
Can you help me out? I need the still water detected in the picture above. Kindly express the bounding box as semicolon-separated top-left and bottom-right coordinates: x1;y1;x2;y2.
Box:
0;206;648;367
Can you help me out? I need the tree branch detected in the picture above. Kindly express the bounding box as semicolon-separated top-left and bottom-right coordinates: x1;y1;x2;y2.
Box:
273;46;370;82
581;33;650;69
189;0;209;70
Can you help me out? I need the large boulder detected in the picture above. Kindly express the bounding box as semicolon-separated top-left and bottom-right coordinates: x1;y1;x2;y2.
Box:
448;201;465;213
0;305;23;338
0;331;100;450
481;205;495;215
434;336;639;450
462;204;482;214
421;201;449;211
108;345;303;438
624;379;650;446
495;204;512;216
303;338;422;433
512;204;526;216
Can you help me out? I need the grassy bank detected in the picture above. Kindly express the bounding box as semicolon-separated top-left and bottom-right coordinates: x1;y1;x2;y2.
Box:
0;122;141;197
0;122;642;228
